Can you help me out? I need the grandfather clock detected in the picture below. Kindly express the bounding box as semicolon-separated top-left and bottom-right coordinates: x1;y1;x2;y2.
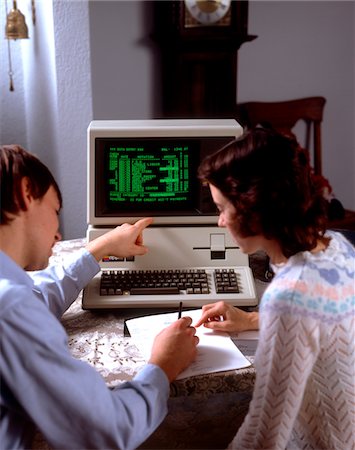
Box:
153;0;256;118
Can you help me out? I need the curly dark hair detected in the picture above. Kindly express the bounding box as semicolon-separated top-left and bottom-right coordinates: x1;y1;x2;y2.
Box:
198;128;328;258
0;145;62;225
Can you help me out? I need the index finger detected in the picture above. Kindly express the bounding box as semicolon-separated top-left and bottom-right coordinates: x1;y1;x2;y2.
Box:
133;217;154;232
194;306;223;327
194;311;213;327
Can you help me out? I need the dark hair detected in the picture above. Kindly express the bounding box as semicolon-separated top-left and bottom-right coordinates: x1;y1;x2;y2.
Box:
0;145;62;225
198;128;328;257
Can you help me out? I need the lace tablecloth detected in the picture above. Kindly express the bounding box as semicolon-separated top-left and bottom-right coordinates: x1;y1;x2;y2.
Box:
32;238;266;449
51;239;259;393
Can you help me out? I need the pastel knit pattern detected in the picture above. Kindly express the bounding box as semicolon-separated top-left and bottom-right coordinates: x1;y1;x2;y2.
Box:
229;231;355;450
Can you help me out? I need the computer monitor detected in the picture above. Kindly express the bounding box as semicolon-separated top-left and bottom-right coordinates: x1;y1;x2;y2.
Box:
87;119;243;227
84;119;258;308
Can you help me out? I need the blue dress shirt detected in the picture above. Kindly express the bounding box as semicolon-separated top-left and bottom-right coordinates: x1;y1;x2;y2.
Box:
0;249;169;450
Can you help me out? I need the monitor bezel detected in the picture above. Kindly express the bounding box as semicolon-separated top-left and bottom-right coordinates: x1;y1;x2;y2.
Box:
87;119;243;226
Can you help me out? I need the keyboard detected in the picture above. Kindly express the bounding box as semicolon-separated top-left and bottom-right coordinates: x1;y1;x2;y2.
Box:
82;266;257;309
100;268;239;296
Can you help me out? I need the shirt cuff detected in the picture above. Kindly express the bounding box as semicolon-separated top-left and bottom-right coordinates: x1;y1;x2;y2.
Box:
134;363;170;395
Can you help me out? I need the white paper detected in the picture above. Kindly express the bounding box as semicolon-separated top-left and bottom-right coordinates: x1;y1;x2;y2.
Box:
125;308;251;380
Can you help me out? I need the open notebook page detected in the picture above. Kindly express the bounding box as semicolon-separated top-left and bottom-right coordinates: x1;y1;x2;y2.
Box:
125;308;252;380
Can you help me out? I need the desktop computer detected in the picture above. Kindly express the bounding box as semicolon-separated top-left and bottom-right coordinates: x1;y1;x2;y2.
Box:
83;119;257;309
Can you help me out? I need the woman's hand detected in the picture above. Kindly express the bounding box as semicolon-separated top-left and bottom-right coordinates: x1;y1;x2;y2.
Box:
194;301;259;333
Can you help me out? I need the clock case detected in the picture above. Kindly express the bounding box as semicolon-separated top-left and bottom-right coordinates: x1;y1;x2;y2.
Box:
152;1;256;119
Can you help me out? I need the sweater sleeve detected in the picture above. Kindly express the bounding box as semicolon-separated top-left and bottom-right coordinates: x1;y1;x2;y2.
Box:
229;291;321;450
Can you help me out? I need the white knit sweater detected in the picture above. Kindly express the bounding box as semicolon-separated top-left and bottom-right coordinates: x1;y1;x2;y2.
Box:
229;231;355;450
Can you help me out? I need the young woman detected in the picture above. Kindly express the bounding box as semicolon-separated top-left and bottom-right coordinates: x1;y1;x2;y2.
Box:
195;128;355;450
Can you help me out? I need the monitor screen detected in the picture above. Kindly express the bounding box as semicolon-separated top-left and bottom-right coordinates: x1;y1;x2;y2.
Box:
96;138;198;217
88;119;243;226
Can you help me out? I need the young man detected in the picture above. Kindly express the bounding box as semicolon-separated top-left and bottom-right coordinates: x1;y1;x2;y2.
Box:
0;145;199;450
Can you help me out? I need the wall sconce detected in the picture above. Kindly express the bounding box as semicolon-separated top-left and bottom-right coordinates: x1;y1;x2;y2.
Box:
4;0;36;91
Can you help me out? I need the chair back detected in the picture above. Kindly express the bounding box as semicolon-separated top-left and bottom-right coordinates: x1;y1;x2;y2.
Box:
236;97;326;176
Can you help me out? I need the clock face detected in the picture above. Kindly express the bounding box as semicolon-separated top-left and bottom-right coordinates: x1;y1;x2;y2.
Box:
184;0;232;26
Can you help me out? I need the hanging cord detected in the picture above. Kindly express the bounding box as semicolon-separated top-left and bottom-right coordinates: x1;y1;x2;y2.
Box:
5;0;15;91
31;0;35;26
7;41;15;92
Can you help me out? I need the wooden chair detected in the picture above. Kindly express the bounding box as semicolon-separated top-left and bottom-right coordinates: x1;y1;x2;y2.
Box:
236;97;325;175
235;97;355;231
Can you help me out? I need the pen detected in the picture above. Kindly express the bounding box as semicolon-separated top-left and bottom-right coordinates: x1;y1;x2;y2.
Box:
178;301;183;319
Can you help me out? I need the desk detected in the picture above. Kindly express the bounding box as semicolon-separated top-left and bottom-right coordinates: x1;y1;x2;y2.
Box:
33;238;268;449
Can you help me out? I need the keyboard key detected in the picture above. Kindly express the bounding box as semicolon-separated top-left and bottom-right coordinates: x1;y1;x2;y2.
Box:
223;286;239;293
130;287;180;295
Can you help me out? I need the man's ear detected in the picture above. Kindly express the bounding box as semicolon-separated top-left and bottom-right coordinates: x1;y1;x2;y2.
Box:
20;177;34;209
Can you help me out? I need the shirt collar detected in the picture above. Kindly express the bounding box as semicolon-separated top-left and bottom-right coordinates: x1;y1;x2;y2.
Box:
0;250;34;288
